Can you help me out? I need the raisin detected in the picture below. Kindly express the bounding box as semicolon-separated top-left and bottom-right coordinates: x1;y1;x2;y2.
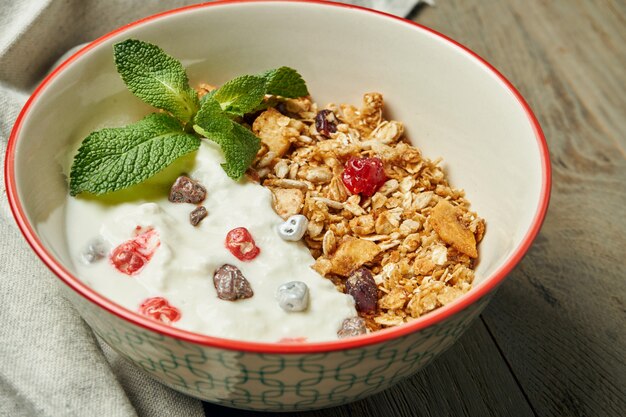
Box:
213;264;254;301
168;175;207;204
341;157;387;197
315;109;338;137
189;206;208;226
345;267;378;313
337;317;367;338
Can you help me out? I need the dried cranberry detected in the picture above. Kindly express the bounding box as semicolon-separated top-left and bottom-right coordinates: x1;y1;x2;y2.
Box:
225;227;260;261
345;267;378;313
315;109;338;137
139;297;181;324
341;157;387;197
169;176;207;204
213;264;254;301
110;229;159;275
189;206;208;226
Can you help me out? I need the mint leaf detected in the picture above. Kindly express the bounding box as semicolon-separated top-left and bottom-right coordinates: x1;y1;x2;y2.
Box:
114;39;199;123
262;67;309;98
203;122;260;180
69;113;200;196
194;95;233;134
212;75;266;117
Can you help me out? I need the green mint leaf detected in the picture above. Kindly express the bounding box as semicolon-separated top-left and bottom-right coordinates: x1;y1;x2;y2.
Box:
203;122;261;180
194;95;233;134
212;75;266;117
69;113;200;196
262;67;309;98
113;39;199;123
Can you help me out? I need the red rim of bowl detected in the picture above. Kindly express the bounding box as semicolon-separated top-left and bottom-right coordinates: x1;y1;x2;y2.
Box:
4;0;551;354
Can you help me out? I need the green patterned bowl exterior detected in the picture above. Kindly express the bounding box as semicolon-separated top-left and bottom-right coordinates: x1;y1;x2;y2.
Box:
64;284;492;411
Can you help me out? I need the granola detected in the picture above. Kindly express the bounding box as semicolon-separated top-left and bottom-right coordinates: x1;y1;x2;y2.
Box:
250;93;485;331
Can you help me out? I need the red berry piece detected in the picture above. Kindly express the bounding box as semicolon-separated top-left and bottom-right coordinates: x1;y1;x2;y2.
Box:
110;228;160;275
225;227;260;261
139;297;181;324
341;157;387;197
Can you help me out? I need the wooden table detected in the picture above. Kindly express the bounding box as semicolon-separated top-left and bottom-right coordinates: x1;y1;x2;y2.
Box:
205;1;626;415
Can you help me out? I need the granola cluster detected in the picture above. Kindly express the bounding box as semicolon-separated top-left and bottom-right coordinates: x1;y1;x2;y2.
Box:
248;93;485;331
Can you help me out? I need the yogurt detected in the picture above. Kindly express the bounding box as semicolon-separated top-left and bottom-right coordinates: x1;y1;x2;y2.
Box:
66;141;357;342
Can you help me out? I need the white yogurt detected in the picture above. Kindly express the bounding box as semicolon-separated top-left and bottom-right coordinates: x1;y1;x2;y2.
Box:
66;141;356;342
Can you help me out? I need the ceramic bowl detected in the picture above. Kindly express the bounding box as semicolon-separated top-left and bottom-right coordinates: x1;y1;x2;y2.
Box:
5;0;550;411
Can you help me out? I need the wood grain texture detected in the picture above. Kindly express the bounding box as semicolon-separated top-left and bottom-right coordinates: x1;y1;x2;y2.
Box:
418;1;626;416
204;321;535;417
204;1;626;415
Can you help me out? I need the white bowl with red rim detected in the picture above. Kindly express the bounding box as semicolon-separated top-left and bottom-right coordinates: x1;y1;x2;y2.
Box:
4;0;551;411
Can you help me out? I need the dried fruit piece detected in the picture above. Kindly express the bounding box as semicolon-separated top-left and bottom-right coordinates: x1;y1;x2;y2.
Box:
189;206;208;226
276;281;309;312
278;215;308;241
430;200;477;258
345;267;378;313
139;297;181;324
269;187;304;219
81;238;109;264
341;157;387;197
110;228;159;275
315;109;338;137
225;227;260;261
213;264;254;300
337;317;367;338
169;175;207;204
329;237;381;276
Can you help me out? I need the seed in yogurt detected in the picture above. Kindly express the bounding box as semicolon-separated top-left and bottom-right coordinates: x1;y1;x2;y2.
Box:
81;237;109;264
278;215;308;241
213;264;254;301
276;281;309;312
139;297;181;324
168;175;207;204
189;206;208;226
225;227;260;261
110;228;160;275
337;317;367;338
345;267;378;313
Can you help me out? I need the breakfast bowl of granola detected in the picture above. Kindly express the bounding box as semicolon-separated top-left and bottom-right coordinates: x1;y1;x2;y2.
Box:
5;0;550;411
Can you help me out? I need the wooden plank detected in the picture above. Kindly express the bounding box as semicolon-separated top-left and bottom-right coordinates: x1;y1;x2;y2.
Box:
204;320;535;417
418;1;626;416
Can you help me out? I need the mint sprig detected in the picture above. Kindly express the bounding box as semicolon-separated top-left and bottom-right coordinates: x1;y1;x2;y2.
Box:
69;114;200;196
114;39;199;123
69;39;309;196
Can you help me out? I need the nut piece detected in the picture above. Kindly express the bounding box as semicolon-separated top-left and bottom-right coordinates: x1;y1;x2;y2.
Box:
430;200;477;258
337;317;367;338
269;187;304;219
276;281;309;312
189;206;208;226
330;237;381;276
278;215;308;241
252;108;292;157
169;176;207;204
345;267;378;313
213;264;253;301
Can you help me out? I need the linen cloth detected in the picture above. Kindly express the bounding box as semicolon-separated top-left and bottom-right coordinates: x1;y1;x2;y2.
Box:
0;1;425;416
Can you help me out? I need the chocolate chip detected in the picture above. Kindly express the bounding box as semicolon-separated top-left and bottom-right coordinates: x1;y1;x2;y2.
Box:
169;176;206;204
337;317;367;338
189;206;208;226
213;264;253;301
345;267;378;313
315;109;338;137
